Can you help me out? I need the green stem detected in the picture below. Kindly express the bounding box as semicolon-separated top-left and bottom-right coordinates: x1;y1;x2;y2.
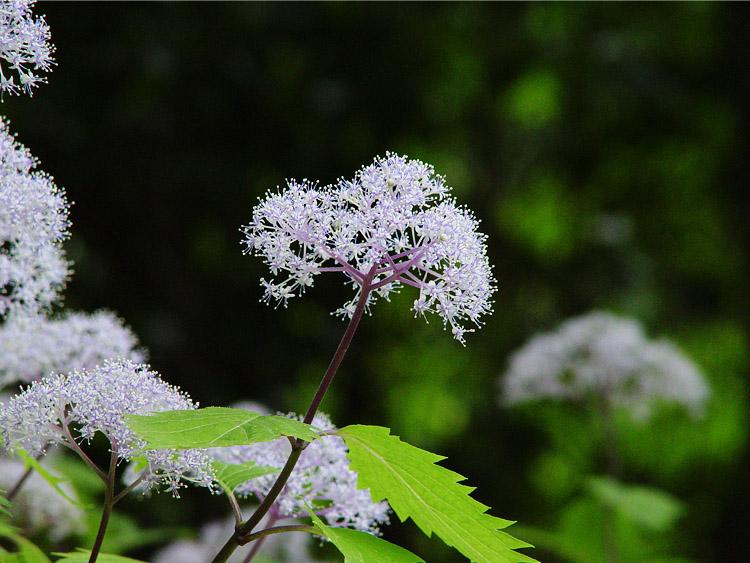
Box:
88;452;117;563
211;271;375;563
598;396;621;563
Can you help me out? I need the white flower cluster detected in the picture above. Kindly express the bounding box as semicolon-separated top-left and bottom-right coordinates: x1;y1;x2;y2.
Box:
154;514;324;563
0;359;214;494
0;0;54;96
0;310;144;388
501;311;710;419
0;456;85;541
212;406;389;534
243;153;496;343
0;118;69;317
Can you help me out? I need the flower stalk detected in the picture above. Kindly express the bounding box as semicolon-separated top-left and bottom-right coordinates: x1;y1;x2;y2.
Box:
211;269;375;563
88;452;117;563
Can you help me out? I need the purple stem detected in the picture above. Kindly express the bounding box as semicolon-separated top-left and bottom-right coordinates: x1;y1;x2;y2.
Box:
211;266;376;563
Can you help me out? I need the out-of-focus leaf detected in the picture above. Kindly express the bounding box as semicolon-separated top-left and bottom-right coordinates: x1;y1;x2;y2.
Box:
16;450;86;509
53;550;145;562
0;525;51;562
82;512;186;555
586;477;683;532
503;68;561;127
0;493;10;518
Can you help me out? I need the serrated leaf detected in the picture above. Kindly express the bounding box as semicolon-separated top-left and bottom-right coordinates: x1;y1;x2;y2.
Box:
16;450;87;509
53;549;146;562
212;460;279;495
338;425;537;563
125;407;318;449
309;512;424;563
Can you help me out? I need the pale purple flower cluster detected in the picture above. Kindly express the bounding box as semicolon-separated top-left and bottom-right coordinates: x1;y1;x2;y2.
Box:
154;513;323;563
0;0;54;96
0;359;214;494
243;153;496;343
0;118;69;317
501;311;710;419
0;310;144;387
212;407;390;534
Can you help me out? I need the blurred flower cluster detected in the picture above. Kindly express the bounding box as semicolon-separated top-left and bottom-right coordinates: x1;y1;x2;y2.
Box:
502;311;709;419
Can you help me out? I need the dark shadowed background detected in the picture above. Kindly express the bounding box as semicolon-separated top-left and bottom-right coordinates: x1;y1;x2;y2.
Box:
4;3;749;561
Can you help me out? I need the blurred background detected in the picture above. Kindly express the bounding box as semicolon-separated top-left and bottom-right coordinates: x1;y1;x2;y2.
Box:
4;3;748;562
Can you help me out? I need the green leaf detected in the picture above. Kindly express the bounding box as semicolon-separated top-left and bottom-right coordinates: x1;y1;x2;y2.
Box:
0;493;11;518
16;450;87;509
586;476;684;532
125;407;318;449
212;460;279;494
53;550;146;562
309;512;424;563
338;425;537;563
0;526;51;563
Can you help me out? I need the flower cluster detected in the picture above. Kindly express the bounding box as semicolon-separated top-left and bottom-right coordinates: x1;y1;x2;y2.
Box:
501;311;710;419
243;153;496;343
0;118;69;317
0;310;144;388
154;513;322;563
0;456;85;541
0;359;214;494
211;405;389;534
0;0;54;96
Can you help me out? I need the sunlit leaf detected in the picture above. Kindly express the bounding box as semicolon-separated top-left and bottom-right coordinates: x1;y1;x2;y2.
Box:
338;425;537;563
125;407;318;449
212;460;279;495
309;512;424;563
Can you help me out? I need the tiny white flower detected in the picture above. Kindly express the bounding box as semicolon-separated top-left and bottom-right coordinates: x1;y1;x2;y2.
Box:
0;359;214;494
242;153;496;343
0;118;69;317
0;0;55;97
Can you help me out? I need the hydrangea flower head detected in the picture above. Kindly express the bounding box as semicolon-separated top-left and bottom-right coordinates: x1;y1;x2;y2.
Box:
0;0;54;96
212;406;390;535
0;118;69;316
243;153;496;343
0;456;85;540
0;310;145;387
0;359;214;494
501;311;710;419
